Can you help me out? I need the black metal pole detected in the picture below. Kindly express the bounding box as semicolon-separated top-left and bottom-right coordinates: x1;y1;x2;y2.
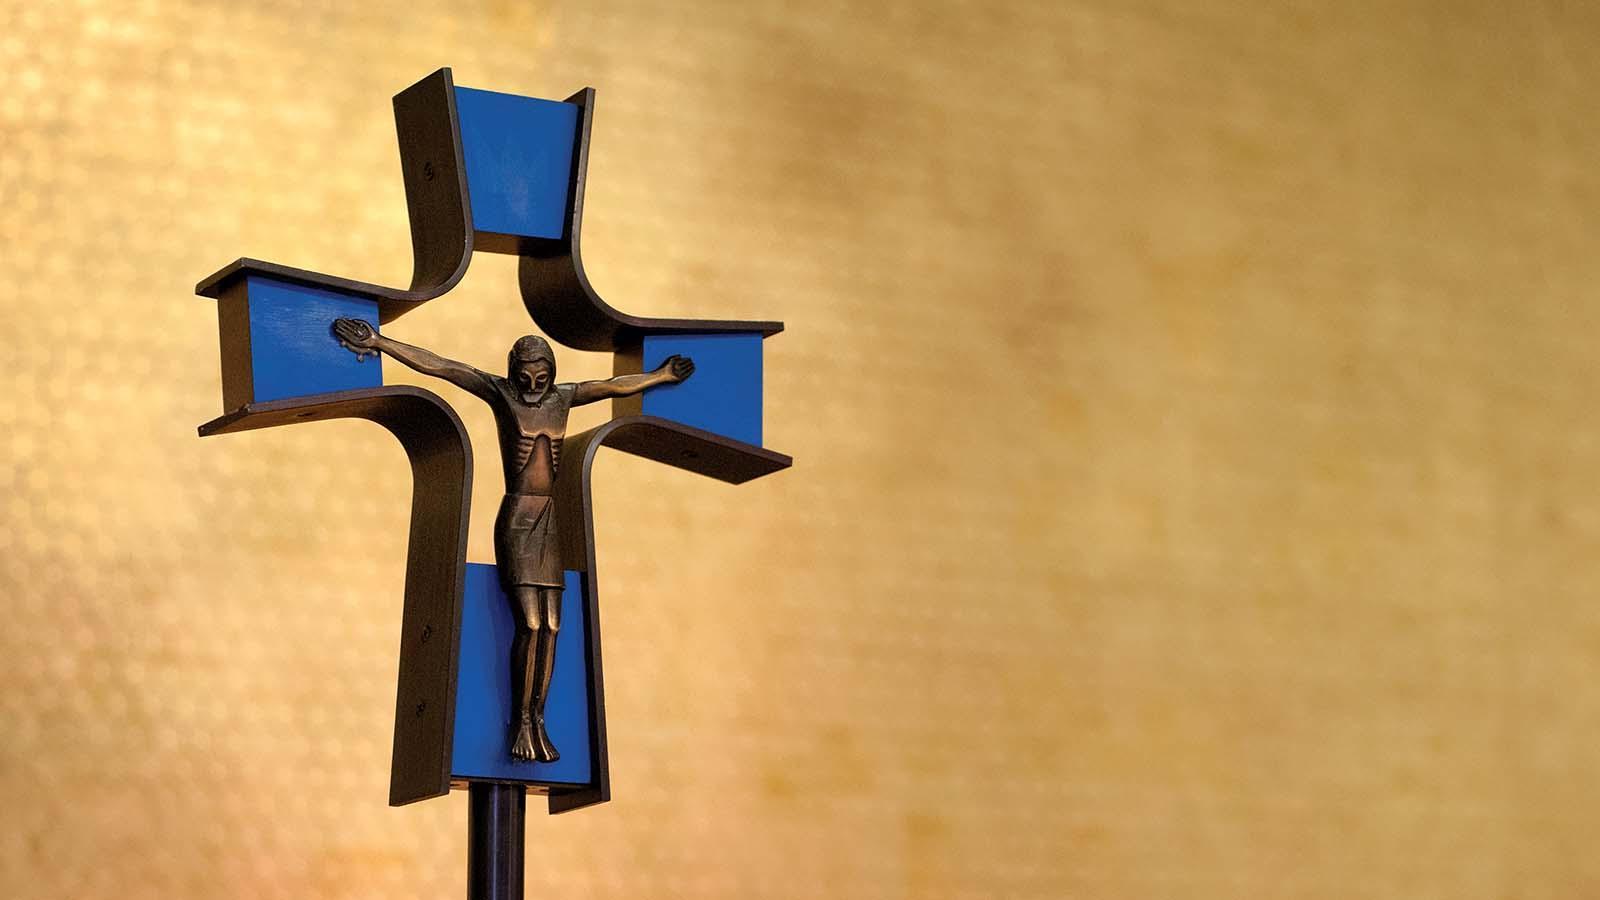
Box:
468;783;526;900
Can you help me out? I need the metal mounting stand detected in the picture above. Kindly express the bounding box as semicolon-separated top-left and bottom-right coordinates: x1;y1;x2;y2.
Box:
469;783;526;900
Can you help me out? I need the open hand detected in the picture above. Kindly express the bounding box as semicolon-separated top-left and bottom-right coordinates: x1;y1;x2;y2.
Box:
658;354;695;383
332;318;380;361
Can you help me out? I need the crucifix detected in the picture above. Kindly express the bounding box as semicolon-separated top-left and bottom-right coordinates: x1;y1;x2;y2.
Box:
333;319;694;762
195;69;790;900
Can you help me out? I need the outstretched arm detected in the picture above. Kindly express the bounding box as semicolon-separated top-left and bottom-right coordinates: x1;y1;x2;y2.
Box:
571;354;695;406
332;318;497;401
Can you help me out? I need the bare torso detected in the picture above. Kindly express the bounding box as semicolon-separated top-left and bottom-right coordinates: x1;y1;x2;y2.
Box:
326;318;695;765
485;379;575;496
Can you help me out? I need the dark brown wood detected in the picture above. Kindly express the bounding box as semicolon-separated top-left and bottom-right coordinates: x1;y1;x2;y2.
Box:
195;68;475;326
196;72;778;347
214;280;254;411
193;70;794;819
198;386;474;806
546;415;792;814
516;88;785;352
468;783;525;900
595;416;792;485
393;68;475;309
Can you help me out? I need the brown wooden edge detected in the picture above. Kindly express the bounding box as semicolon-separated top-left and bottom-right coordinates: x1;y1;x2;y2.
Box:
546;415;792;814
194;68;474;326
516;88;785;352
198;386;474;807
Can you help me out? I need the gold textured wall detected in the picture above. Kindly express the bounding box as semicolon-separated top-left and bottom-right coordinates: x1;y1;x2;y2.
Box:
4;1;1600;897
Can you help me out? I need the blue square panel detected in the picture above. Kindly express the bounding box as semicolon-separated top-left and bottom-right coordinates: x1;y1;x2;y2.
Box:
454;87;579;241
246;277;382;403
640;333;763;446
451;564;592;787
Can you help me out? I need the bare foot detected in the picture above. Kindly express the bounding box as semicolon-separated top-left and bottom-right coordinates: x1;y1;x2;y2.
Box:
510;718;537;761
533;717;559;763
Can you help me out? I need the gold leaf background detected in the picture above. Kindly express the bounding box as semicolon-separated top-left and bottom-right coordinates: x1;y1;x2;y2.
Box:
3;1;1599;897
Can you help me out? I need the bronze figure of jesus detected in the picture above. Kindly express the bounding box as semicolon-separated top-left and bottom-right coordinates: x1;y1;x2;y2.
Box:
333;318;693;762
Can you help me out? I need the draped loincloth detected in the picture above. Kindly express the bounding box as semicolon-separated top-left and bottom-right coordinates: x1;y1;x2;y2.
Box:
494;493;563;588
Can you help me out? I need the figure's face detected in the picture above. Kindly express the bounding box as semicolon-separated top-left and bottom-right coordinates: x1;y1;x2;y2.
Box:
512;359;554;400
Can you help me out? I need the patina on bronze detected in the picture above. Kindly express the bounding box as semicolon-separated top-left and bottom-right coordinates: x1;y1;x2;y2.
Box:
333;316;693;762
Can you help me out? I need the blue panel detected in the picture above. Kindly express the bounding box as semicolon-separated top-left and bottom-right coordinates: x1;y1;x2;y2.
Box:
640;333;764;446
451;564;592;786
246;277;383;402
454;87;578;241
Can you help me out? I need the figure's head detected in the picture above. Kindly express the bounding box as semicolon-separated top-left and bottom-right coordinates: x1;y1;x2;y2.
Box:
508;335;556;400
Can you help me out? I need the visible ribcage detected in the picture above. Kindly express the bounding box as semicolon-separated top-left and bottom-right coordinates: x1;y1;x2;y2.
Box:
513;433;563;477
